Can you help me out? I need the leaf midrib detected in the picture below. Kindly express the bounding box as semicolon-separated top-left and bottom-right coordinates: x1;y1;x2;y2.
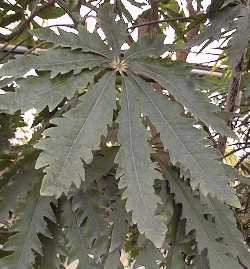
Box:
123;79;156;230
56;72;113;179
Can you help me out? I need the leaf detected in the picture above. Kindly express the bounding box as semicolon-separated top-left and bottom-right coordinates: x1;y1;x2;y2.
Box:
108;200;128;253
134;236;163;269
71;188;110;260
60;198;99;269
37;219;62;269
84;146;119;189
128;58;235;138
0;181;55;269
0;48;108;79
165;167;243;269
104;199;129;268
98;3;127;54
228;6;250;67
31;26;112;58
117;76;167;248
125;35;174;59
206;0;226;18
0;152;40;223
36;72;116;197
0;69;97;114
104;250;121;269
165;205;194;269
38;6;65;19
124;74;239;208
206;196;250;268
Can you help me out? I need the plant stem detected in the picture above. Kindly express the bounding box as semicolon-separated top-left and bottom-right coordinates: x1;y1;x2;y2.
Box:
128;16;191;31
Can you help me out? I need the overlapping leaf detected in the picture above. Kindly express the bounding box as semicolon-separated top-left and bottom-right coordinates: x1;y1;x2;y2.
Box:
117;76;167;247
125;35;174;59
98;3;127;54
0;180;55;269
134;236;163;269
37;219;62;269
128;58;235;138
84;145;119;189
31;26;112;58
71;188;110;260
35;72;116;197
0;152;40;222
165;205;195;269
60;198;100;269
206;196;250;268
123;74;239;207
104;200;128;269
228;5;250;66
0;48;107;79
165;167;243;269
0;69;97;114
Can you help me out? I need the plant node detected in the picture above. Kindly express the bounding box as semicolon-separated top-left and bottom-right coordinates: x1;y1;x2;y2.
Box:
110;56;128;73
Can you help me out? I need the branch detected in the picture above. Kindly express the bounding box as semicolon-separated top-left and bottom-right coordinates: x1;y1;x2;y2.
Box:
217;54;245;153
128;16;190;31
55;0;79;26
235;152;250;168
176;0;200;61
217;0;250;154
0;0;56;42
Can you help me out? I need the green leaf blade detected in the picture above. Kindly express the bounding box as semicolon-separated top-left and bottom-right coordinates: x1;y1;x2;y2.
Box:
36;72;116;197
128;59;235;138
117;76;167;248
165;168;243;269
60;198;100;269
0;181;55;269
0;49;108;79
125;75;239;207
31;26;112;59
0;70;97;114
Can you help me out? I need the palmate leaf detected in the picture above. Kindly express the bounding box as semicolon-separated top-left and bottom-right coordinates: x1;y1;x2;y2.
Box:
124;74;239;207
0;180;55;269
117;76;167;248
60;198;100;269
35;72;116;197
31;26;112;59
0;69;97;114
0;48;108;79
164;167;243;269
0;152;40;222
128;58;235;138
